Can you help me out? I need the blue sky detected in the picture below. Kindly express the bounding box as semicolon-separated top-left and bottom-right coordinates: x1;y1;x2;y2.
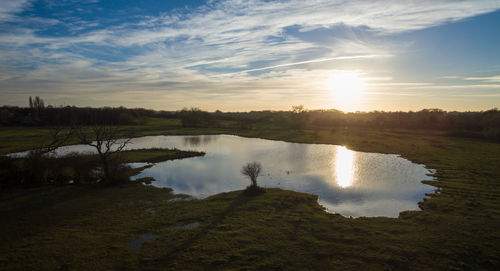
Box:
0;0;499;111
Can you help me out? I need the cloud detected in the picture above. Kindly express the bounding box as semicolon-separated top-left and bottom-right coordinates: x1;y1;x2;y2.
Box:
0;0;31;21
439;76;460;79
0;0;499;110
464;75;500;82
217;54;392;76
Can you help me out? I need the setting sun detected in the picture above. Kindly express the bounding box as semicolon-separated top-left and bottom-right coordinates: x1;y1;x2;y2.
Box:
328;71;365;107
1;1;499;269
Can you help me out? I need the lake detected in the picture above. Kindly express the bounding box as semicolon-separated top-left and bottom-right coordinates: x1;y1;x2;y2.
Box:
19;134;436;217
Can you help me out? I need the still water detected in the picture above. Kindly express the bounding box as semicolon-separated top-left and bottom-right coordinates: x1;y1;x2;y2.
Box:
27;134;436;217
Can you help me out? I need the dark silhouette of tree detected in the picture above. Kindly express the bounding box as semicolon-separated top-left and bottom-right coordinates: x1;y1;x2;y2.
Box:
290;105;307;131
292;105;304;114
0;108;8;125
28;96;45;122
76;125;131;183
24;126;74;184
178;107;215;127
1;96;500;141
241;162;262;187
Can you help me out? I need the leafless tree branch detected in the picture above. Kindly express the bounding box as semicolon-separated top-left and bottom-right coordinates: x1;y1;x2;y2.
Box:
241;162;262;187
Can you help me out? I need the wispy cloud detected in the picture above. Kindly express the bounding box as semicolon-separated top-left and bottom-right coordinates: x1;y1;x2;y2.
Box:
217;54;392;76
0;0;499;110
0;0;31;21
464;75;500;82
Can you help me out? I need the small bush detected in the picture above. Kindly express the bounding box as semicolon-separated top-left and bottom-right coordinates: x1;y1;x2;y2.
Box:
0;157;24;189
243;185;266;196
106;159;132;184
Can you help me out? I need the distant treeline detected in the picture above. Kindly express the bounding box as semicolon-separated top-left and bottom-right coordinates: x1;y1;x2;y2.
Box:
1;97;499;140
241;108;500;131
0;105;165;125
182;107;500;141
0;96;170;125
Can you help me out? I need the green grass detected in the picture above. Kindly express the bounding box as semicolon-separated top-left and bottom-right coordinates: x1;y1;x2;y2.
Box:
1;119;499;270
0;118;230;155
118;148;205;163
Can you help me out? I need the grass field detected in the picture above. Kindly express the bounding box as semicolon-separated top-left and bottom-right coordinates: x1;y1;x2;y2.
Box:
1;118;499;270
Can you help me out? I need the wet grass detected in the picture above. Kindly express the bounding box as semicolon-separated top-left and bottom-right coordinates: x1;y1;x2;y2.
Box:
119;148;205;163
0;118;226;155
1;119;499;270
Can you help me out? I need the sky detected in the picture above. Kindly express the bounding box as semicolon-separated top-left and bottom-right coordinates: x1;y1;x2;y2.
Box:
0;0;499;112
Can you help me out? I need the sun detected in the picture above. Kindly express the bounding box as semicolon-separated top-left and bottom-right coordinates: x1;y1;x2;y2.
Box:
327;71;365;106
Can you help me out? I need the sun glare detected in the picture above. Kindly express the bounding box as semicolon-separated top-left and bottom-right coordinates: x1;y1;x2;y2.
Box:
328;71;365;107
335;146;355;188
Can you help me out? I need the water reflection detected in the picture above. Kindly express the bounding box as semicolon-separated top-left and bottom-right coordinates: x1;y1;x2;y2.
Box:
22;135;435;217
183;135;216;147
184;136;201;147
335;146;355;188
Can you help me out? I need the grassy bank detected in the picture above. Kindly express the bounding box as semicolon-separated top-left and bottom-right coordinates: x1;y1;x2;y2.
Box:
1;119;499;270
113;148;205;164
0;147;204;187
0;118;227;155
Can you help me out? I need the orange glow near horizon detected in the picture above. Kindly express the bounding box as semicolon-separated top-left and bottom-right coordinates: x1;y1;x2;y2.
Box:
327;71;366;111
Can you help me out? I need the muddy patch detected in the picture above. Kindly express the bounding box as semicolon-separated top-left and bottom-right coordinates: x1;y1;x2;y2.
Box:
174;222;200;230
129;233;158;249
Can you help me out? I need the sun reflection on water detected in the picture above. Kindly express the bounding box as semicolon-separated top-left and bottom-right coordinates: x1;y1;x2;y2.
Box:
335;146;355;188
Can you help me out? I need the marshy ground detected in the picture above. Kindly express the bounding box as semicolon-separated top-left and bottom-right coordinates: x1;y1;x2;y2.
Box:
1;118;499;270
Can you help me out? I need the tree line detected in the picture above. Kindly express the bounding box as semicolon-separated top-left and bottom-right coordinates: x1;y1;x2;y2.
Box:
0;96;161;126
215;108;500;140
1;97;499;140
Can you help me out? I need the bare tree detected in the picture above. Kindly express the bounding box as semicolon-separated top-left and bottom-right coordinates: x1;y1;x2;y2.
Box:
291;105;307;131
25;126;74;184
291;105;305;114
36;126;74;155
29;96;45;121
76;125;131;183
241;162;262;187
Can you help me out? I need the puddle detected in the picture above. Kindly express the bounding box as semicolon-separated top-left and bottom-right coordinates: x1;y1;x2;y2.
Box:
128;233;158;249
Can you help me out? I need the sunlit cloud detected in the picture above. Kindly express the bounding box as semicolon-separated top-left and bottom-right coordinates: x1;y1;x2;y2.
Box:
216;54;392;76
464;75;500;82
0;0;499;110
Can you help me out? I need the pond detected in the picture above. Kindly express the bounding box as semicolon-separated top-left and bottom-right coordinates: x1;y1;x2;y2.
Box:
20;134;436;217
